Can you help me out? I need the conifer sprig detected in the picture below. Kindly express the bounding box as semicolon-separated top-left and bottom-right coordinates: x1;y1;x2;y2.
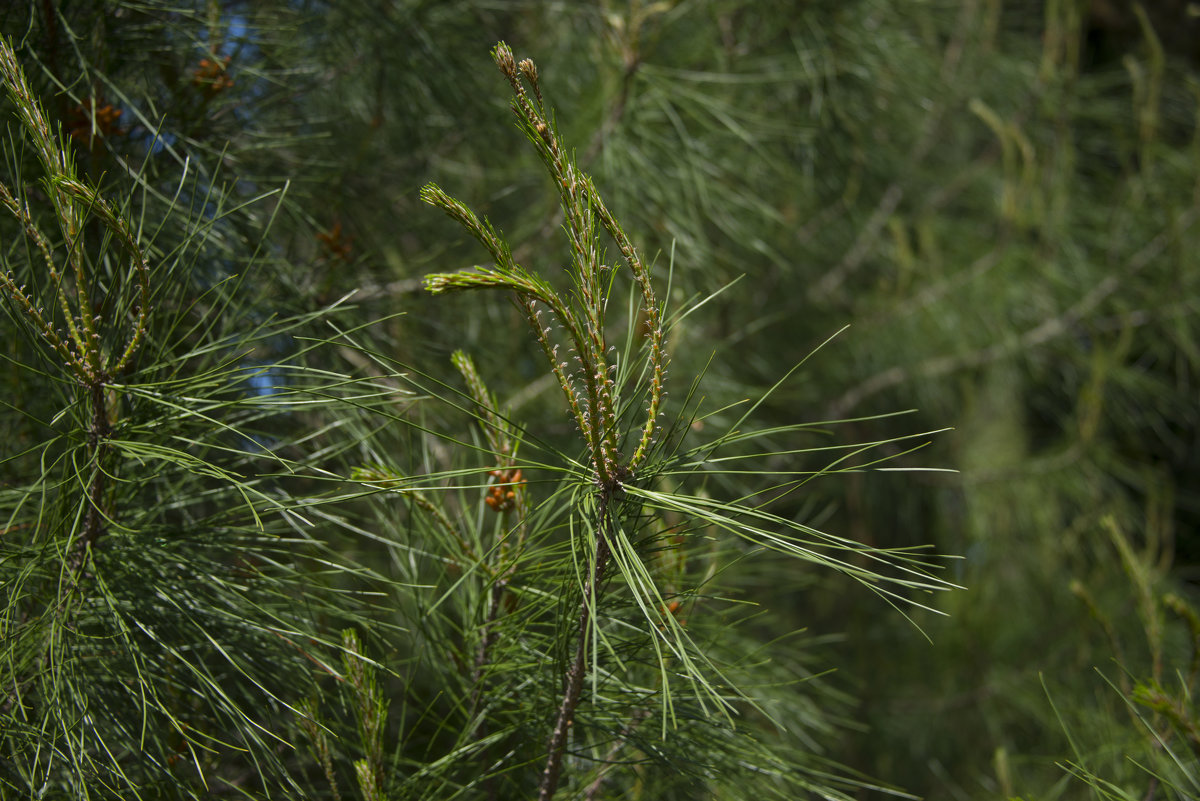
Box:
1;25;389;798
0;34;153;576
417;41;956;801
423;42;667;489
421;42;677;800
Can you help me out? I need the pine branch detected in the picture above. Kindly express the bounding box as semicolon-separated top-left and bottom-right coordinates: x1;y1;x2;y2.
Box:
539;506;614;801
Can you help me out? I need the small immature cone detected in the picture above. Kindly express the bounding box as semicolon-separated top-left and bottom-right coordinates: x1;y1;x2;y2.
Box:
493;42;518;79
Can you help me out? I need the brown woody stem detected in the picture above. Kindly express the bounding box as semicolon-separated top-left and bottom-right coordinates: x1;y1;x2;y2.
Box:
538;505;613;801
70;379;111;578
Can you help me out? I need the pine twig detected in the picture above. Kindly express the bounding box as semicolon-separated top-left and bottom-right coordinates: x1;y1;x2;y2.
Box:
538;506;614;801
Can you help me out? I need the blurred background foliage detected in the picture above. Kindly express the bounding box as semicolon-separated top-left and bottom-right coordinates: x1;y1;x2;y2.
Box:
2;0;1198;798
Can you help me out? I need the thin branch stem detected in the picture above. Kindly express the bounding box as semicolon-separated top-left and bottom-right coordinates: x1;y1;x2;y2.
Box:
538;503;613;801
69;381;111;578
828;206;1199;416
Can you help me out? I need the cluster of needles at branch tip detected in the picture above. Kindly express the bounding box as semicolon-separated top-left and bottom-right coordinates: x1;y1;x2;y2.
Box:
421;41;669;801
0;35;150;578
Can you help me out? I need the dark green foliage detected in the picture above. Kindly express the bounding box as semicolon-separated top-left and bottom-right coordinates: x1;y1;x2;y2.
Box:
2;2;1199;800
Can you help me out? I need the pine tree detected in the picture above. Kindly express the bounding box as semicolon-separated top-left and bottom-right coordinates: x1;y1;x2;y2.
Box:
3;2;1199;801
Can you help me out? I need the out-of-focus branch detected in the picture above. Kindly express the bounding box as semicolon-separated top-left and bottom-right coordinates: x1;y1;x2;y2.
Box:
828;207;1199;417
